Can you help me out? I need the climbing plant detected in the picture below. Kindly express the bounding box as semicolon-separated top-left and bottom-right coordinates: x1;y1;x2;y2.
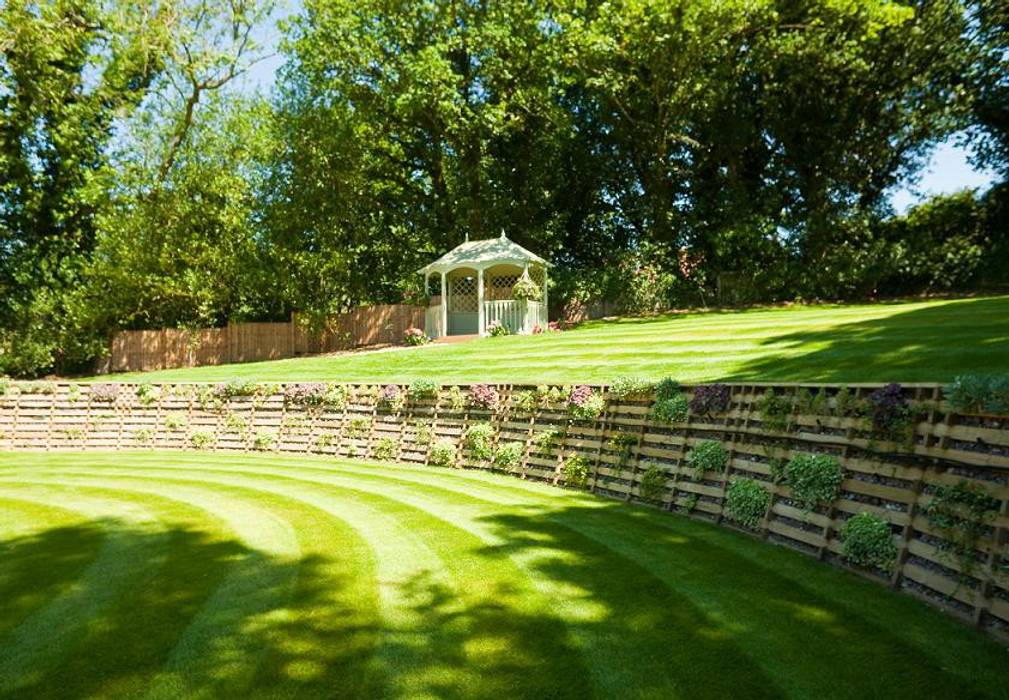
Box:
923;480;1000;582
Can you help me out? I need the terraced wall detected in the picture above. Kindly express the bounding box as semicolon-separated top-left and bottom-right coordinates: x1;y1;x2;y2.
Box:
2;381;1007;639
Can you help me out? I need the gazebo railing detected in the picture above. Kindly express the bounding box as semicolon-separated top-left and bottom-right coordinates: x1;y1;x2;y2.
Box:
484;300;547;334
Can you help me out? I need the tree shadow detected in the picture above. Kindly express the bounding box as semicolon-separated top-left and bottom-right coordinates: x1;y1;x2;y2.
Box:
722;296;1009;382
475;501;1009;699
0;521;381;700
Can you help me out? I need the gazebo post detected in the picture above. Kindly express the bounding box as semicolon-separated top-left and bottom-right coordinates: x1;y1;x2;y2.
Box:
477;267;486;336
440;271;448;339
543;265;549;327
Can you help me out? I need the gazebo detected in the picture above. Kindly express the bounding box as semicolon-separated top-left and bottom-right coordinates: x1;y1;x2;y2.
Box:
418;233;550;338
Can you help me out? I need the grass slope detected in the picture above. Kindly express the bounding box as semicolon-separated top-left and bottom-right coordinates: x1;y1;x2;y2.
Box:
94;295;1009;384
1;452;1007;699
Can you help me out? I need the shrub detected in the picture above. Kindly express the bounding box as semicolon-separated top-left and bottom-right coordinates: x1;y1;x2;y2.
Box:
0;377;9;396
253;431;276;451
373;436;397;460
413;421;433;445
135;383;161;407
511;275;542;301
285;382;329;407
608;431;637;468
486;320;511;337
867;383;912;441
841;512;897;573
638;463;668;501
190;430;214;450
133;428;155;445
430;439;456;466
568;385;605;420
562;454;589;488
655;377;681;401
681;493;700;513
66;384;81;403
347;416;370;439
378;384;404;410
493;442;524;470
609;376;654;400
653;394;688;423
689;384;731;415
164;415;187;431
784;454;843;511
444;386;466;412
512;390;537;414
408;380;438;400
464;423;496;460
403;327;429;345
90;383;120;403
533;429;560;452
924;480;999;579
470;383;499;410
224;412;247;433
725;478;771;529
324;384;349;409
686;440;727;480
757;389;791;432
218;380;258;399
945;374;1009;415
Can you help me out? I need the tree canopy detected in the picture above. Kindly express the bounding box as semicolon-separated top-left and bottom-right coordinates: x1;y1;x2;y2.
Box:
1;0;1007;376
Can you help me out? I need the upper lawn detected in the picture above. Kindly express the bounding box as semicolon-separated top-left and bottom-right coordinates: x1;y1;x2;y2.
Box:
1;451;1007;699
92;295;1009;384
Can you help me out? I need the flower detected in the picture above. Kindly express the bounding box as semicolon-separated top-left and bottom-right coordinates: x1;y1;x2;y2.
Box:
486;320;510;337
470;383;499;409
404;327;429;346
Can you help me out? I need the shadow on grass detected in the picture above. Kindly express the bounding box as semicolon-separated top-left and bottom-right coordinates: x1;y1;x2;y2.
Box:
722;296;1009;382
476;502;1009;700
0;521;380;700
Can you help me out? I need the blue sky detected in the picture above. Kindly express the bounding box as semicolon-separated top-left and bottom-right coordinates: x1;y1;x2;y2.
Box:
241;10;998;216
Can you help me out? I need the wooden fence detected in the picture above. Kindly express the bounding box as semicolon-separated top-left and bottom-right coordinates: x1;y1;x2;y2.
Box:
106;305;425;373
2;380;1007;641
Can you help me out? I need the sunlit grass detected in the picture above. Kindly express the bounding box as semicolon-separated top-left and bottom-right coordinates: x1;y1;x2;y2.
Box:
1;451;1007;699
89;296;1009;384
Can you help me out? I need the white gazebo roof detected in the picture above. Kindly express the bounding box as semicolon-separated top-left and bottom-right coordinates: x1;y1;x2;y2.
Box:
418;233;549;275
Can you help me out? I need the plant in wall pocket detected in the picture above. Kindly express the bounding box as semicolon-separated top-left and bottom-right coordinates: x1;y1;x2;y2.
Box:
725;478;771;530
781;453;843;513
840;512;897;574
866;383;914;446
689;383;731;416
430;439;456;467
378;384;405;411
464;423;496;461
568;385;605;421
685;440;727;480
923;480;999;585
652;378;688;423
470;384;499;410
562;454;590;489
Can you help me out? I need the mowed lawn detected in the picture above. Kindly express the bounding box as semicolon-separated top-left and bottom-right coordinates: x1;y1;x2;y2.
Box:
1;452;1007;699
94;295;1009;384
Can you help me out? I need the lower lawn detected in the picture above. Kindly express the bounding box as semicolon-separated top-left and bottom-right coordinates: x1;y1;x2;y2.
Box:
1;452;1006;699
92;295;1009;384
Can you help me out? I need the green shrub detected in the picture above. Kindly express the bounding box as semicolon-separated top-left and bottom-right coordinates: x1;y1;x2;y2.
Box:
725;478;771;529
784;454;843;511
924;480;999;579
464;423;496;460
224;413;247;433
66;384;82;403
652;394;688;423
686;440;727;479
757;388;791;432
609;376;654;400
655;378;681;401
945;374;1009;415
0;377;9;396
408;380;438;400
533;429;560;452
133;428;154;444
325;384;349;409
444;386;466;412
347;416;370;439
190;430;214;450
562;454;589;488
681;493;700;513
136;383;161;407
373;436;397;460
608;431;638;467
253;431;276;451
638;463;667;501
413;421;433;445
512;390;537;414
493;442;524;470
430;439;456;466
841;512;897;573
164;415;187;431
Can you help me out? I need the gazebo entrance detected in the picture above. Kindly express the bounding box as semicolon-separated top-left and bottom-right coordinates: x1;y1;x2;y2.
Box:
447;270;479;335
418;233;550;339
